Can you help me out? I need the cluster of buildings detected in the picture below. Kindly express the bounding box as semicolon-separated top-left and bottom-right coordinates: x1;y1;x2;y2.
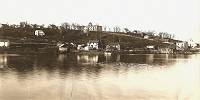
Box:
0;24;199;54
57;36;200;54
145;37;199;53
57;40;121;53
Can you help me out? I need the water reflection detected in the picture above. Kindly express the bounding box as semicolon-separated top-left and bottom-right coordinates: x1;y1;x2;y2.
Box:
0;53;199;100
0;54;7;68
77;55;98;65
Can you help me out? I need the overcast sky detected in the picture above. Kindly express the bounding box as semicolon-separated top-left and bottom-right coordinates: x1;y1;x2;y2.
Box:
0;0;199;42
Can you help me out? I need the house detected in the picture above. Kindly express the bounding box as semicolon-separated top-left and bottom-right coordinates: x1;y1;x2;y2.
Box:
58;43;70;53
0;39;10;47
176;41;188;51
87;40;99;50
143;34;153;39
77;26;86;32
106;43;120;52
144;35;150;39
57;41;63;47
87;25;102;32
188;40;197;48
35;30;45;36
84;23;102;32
57;42;76;53
77;44;89;51
146;45;154;49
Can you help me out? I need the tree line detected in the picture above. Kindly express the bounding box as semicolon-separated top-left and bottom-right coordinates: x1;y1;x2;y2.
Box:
0;21;175;41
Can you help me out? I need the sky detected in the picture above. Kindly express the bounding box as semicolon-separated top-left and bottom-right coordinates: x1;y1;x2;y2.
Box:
0;0;199;42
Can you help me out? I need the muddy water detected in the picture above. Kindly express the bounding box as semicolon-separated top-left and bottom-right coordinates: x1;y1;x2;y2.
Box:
0;53;199;100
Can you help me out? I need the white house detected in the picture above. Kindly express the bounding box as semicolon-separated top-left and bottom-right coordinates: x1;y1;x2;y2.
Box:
176;41;188;51
144;35;150;39
0;39;10;47
35;30;45;36
146;45;154;49
188;40;197;48
87;40;99;50
58;44;69;53
77;44;89;51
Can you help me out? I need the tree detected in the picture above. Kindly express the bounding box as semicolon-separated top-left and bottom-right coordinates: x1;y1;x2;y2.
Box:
124;28;130;33
48;24;58;29
61;22;70;30
113;26;121;32
20;22;28;28
31;24;40;29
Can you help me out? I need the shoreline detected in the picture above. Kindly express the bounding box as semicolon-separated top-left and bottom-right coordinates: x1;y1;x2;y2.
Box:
0;48;199;55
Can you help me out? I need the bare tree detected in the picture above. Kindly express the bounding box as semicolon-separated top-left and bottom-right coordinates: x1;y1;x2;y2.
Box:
124;28;130;33
61;22;70;30
113;26;121;32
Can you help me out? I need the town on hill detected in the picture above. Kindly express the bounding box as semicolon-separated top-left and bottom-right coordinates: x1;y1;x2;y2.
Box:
0;22;199;54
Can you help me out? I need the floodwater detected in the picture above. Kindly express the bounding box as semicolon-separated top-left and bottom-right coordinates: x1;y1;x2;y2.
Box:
0;53;200;100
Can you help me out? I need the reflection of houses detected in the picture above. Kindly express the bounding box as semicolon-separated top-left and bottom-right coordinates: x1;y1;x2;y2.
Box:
106;43;120;51
0;54;8;68
87;40;99;50
106;43;120;52
35;30;45;36
77;55;98;65
176;41;188;51
0;39;10;47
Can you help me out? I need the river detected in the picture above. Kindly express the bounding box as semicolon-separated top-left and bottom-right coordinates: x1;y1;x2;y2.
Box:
0;53;200;100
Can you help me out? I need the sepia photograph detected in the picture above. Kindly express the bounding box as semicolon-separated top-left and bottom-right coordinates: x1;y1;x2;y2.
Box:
0;0;200;100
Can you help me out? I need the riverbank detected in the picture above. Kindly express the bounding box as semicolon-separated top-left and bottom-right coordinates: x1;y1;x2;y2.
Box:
1;48;199;55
